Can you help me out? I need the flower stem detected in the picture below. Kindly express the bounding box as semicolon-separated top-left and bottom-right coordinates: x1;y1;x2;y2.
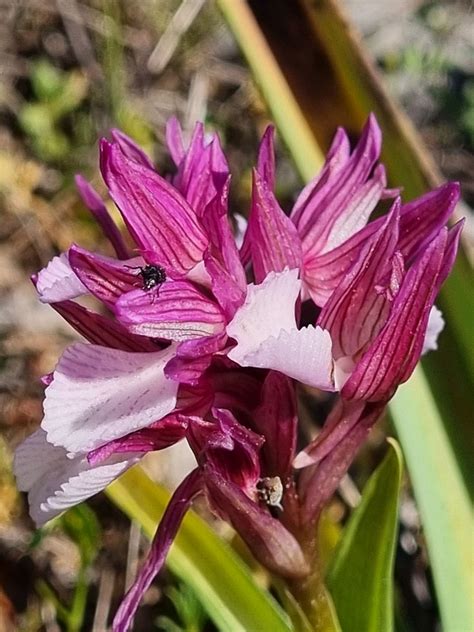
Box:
282;511;341;632
287;563;340;632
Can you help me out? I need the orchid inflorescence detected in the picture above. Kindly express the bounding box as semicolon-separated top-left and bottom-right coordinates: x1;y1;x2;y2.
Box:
14;115;462;631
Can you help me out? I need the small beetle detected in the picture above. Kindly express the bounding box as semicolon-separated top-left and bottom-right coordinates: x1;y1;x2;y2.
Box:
138;264;167;292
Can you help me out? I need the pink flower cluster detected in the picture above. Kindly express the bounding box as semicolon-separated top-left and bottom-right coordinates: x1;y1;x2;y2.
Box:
14;116;461;631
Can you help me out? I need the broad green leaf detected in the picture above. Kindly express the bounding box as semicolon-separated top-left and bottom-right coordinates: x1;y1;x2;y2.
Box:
107;465;292;632
390;370;473;631
327;440;403;632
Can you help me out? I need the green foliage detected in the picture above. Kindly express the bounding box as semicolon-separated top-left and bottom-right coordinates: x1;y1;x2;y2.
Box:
156;582;208;632
60;503;101;569
18;59;88;162
34;505;101;632
390;371;473;631
327;440;403;632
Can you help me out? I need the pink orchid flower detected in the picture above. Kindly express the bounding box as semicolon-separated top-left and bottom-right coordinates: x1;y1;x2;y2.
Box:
14;116;461;632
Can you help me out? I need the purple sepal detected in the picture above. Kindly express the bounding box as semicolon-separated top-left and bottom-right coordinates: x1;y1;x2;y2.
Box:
202;177;246;318
343;225;457;402
115;281;226;341
52;300;164;352
318;200;401;360
256;125;276;191
398;182;460;263
245;168;302;282
204;466;310;578
302;181;460;307
292;115;381;251
302;219;378;306
101;140;208;276
165;117;185;166
68;244;138;308
112;468;202;632
110;129;155;170
290;126;350;232
75;175;129;260
251;371;297;478
239;123;303;280
171;122;229;217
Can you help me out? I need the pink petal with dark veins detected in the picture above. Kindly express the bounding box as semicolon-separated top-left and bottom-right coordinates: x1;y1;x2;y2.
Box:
115;280;226;341
101;140;208;275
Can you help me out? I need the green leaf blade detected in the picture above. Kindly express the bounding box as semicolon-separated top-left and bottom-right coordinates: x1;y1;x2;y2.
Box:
327;439;403;632
107;465;292;632
390;369;473;631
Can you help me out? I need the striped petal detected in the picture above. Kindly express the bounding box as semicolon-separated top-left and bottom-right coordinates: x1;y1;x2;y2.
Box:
52;300;162;352
342;228;451;401
318;200;401;360
244;169;302;282
292;115;382;254
68;244;139;307
101;141;208;276
115;281;226;341
75;175;129;259
110;129;155;169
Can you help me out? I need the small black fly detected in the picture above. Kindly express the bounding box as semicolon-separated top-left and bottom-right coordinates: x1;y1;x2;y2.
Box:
138;264;167;292
125;263;167;295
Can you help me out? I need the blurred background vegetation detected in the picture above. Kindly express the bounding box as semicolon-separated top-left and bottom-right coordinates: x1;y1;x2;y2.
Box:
0;1;471;630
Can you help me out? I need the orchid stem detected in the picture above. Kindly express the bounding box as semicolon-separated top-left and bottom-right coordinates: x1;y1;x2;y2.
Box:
287;558;341;632
282;518;341;632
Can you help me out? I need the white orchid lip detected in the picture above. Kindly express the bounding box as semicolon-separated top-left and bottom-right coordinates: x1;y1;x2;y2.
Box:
227;269;335;390
14;428;139;526
42;343;179;454
36;252;88;303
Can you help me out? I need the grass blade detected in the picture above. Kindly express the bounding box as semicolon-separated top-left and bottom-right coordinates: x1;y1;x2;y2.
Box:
389;369;473;631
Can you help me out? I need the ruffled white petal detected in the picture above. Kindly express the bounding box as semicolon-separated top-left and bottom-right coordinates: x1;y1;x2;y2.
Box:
227;268;300;348
227;269;334;389
42;343;179;453
36;252;88;303
422;305;444;355
14;429;138;526
234;326;334;390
